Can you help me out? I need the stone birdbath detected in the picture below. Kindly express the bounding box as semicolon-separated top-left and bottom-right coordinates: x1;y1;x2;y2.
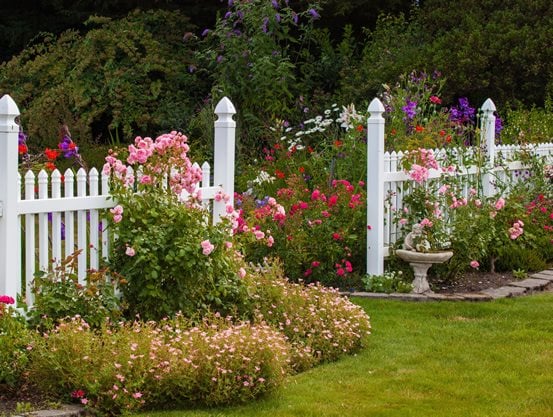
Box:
396;224;453;294
395;249;453;293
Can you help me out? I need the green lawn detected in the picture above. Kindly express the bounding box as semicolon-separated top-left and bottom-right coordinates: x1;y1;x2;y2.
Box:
133;294;553;417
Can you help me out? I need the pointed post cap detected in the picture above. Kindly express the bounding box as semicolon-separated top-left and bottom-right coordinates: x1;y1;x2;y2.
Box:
368;98;385;115
0;94;20;132
215;96;236;115
481;98;496;113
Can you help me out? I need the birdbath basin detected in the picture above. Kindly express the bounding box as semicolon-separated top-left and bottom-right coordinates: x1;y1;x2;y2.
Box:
396;249;453;294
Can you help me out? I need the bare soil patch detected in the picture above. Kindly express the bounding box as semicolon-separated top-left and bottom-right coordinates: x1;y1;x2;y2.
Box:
432;270;520;294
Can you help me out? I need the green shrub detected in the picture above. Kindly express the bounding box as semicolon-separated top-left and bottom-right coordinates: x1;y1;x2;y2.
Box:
105;131;248;321
362;271;413;293
0;299;33;389
495;245;547;273
25;251;123;331
244;260;371;372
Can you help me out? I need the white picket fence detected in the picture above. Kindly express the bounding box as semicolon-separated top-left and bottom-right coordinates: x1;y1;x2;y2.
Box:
365;97;553;275
0;94;237;304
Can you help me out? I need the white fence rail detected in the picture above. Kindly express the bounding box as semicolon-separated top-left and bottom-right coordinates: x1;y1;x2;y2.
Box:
0;94;236;304
366;97;553;275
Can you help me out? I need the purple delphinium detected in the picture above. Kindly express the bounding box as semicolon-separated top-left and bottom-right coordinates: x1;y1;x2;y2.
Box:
256;196;270;208
401;100;417;120
59;134;79;158
271;0;279;9
18;129;27;146
495;115;503;137
449;97;475;125
201;28;210;37
275;13;281;23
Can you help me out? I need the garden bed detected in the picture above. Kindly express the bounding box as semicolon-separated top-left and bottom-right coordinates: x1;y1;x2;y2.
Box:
432;270;518;294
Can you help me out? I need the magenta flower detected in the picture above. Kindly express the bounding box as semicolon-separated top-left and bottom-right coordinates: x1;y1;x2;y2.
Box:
0;295;15;305
470;260;479;269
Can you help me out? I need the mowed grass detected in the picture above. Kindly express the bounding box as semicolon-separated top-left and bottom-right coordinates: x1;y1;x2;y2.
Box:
133;293;553;417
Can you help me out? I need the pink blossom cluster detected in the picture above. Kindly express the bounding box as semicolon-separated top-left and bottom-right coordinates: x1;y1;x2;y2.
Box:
508;220;524;240
103;131;203;196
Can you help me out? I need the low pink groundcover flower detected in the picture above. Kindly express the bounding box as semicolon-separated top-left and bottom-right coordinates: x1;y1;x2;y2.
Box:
470;260;480;269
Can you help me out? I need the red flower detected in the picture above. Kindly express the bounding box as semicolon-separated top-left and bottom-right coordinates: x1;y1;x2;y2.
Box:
445;135;452;143
356;124;364;132
327;195;338;208
18;144;28;155
332;232;342;241
45;162;56;171
438;130;446;136
336;268;345;276
390;129;397;136
415;125;424;133
429;95;442;105
299;166;305;173
44;148;59;161
334;140;343;147
71;389;85;399
275;169;285;179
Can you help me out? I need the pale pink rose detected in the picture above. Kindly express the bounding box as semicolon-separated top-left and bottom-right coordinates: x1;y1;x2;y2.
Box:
409;164;429;183
494;198;505;210
399;218;408;226
253;230;265;240
420;218;433;228
238;267;246;278
110;205;123;215
201;240;215;256
113;214;123;223
470;260;479;269
267;235;275;247
125;246;136;257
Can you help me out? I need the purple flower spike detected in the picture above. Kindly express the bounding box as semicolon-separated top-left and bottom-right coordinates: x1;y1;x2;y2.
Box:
275;13;281;23
401;100;417;120
201;28;210;37
262;17;269;33
271;0;279;9
308;8;320;19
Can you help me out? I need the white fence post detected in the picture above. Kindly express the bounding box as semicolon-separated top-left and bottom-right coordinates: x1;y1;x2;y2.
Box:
213;97;236;224
481;98;496;197
0;95;21;300
366;98;385;276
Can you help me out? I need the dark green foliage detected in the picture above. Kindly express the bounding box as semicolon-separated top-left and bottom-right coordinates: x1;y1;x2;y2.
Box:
25;252;124;331
0;10;206;150
494;245;548;273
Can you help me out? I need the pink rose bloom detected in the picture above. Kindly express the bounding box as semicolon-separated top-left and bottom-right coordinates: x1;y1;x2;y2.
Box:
110;205;123;215
238;267;246;278
470;260;479;269
267;197;277;206
125;246;136;257
336;268;345;276
201;240;215;256
253;230;265;240
140;175;152;185
267;235;275;247
399;218;408;226
409;164;429;183
113;214;123;223
494;198;505;210
420;218;433;228
311;189;321;200
311;261;320;267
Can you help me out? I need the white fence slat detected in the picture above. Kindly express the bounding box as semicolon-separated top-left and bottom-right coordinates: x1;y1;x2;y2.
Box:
77;168;88;282
89;168;100;270
24;170;36;306
37;170;49;272
64;169;75;261
51;170;63;264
